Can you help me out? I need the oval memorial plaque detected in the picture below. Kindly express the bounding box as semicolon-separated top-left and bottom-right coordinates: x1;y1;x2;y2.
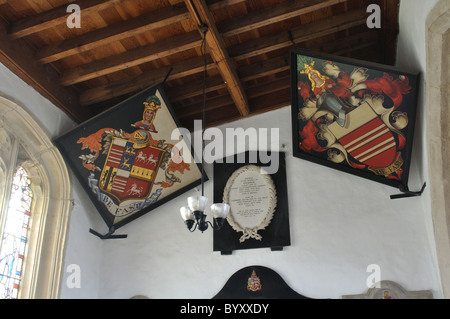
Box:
223;165;277;242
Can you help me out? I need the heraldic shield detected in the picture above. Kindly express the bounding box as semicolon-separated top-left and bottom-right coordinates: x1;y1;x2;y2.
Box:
327;101;399;170
99;136;166;203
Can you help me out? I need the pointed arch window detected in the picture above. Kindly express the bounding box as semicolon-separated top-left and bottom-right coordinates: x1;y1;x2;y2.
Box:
0;95;72;299
0;166;33;299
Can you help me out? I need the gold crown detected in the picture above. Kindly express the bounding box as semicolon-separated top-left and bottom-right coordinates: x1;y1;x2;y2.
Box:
143;101;161;112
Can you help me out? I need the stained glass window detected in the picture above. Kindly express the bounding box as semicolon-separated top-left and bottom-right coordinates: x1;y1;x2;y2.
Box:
0;166;33;299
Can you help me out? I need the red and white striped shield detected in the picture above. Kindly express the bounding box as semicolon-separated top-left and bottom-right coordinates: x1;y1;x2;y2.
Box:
327;102;397;168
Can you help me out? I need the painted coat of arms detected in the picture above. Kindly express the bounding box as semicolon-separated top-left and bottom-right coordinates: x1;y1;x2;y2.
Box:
247;270;262;292
54;85;204;229
290;49;419;188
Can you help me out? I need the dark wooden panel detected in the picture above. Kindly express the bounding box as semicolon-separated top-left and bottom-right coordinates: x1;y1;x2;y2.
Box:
0;0;400;125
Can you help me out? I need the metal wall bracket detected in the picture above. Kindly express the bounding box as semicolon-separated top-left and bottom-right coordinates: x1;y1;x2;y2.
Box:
390;182;426;199
89;226;127;239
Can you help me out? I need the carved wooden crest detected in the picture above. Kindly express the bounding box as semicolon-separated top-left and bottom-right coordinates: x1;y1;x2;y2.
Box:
342;280;433;299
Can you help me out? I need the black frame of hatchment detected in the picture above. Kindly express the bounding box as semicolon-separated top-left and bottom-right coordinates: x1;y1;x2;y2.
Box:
54;84;206;233
290;47;420;192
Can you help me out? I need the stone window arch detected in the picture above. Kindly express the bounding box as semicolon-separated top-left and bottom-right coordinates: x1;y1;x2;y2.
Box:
0;94;72;298
426;0;450;298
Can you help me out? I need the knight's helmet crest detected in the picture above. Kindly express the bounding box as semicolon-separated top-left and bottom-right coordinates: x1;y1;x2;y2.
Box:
300;61;330;92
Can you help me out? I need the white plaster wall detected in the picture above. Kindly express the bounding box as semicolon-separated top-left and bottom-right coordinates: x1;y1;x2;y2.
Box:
0;0;443;300
0;66;74;138
0;63;104;299
59;178;105;299
96;2;444;299
98;105;441;299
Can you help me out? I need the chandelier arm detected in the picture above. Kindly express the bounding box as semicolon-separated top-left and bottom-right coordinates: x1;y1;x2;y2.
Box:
206;220;222;231
206;220;217;230
189;222;199;232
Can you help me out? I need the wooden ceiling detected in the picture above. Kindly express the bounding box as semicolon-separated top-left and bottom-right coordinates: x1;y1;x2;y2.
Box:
0;0;399;130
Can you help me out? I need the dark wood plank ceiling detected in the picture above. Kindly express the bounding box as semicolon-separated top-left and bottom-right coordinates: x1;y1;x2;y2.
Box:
0;0;399;130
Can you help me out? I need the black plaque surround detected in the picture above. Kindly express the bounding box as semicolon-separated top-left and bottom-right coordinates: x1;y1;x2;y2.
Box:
213;151;290;254
213;265;310;299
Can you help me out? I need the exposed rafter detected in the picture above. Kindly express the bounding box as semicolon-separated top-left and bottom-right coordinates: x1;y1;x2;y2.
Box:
60;30;202;86
229;8;368;60
0;0;400;128
184;0;250;117
80;55;215;105
37;5;191;64
8;0;124;38
218;0;346;37
0;21;90;123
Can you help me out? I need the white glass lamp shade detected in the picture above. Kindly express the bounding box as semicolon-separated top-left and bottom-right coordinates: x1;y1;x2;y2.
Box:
180;206;194;221
187;195;208;212
211;203;230;219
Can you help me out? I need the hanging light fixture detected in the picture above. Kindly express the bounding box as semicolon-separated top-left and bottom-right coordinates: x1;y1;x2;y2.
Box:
179;24;230;232
180;198;230;232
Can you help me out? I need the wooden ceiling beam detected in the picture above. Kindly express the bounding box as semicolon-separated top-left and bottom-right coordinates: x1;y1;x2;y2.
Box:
37;4;191;64
36;0;246;64
218;0;345;37
248;86;291;114
244;77;291;100
239;55;290;82
183;84;292;120
189;113;242;131
230;8;368;61
81;27;378;107
80;65;173;107
8;0;124;39
178;94;233;118
207;0;247;11
181;30;379;119
184;0;249;116
80;55;215;105
61;30;202;86
165;74;227;102
238;30;378;81
0;21;90;123
181;78;291;119
0;0;400;129
380;0;400;65
315;29;377;51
